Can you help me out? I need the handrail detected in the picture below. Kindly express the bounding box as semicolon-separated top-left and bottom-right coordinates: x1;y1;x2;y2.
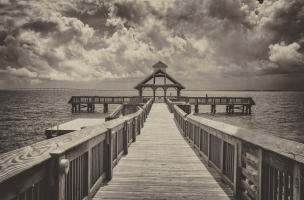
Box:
68;96;141;104
0;98;154;200
167;96;256;105
188;115;304;163
105;104;124;121
166;98;303;200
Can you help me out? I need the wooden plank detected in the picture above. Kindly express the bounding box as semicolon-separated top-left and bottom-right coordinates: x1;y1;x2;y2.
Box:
242;167;258;186
46;118;104;132
93;103;234;200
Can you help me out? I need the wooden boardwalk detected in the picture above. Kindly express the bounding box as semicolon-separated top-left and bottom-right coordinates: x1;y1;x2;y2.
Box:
93;103;234;200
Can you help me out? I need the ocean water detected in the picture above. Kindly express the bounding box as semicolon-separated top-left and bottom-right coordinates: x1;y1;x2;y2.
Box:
183;90;304;144
0;90;137;154
0;90;304;154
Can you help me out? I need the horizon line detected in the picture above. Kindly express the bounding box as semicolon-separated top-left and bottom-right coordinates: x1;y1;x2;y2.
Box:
0;88;304;92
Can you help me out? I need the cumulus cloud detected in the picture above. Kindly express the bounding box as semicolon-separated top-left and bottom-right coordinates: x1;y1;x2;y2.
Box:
0;0;303;89
269;42;304;73
5;66;38;78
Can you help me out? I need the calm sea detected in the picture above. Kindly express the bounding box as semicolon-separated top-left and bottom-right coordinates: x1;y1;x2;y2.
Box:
0;90;304;154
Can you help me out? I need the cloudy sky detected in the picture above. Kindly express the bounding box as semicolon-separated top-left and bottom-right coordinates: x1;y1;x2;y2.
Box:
0;0;304;90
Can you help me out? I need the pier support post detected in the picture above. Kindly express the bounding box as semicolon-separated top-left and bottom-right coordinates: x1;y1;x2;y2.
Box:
245;105;252;114
231;105;234;114
87;103;90;113
72;104;76;113
195;104;199;114
177;89;181;97
211;105;216;114
164;88;167;98
153;88;156;99
104;103;108;113
227;105;234;114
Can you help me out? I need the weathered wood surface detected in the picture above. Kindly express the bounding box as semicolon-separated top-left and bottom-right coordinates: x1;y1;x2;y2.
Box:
0;123;108;184
93;103;234;200
0;108;144;184
46;118;104;132
187;114;304;164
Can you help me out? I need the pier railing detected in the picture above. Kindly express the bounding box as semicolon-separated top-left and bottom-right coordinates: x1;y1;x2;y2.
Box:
68;96;142;104
0;98;153;200
169;96;256;105
105;104;124;121
167;98;303;200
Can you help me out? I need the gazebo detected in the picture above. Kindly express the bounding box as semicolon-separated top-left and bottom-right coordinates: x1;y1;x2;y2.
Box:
134;61;185;100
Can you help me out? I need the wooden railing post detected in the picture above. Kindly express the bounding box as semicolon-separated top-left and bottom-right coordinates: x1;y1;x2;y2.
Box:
123;122;128;155
138;116;142;134
233;143;239;196
220;139;224;173
208;132;211;162
185;120;188;137
87;145;92;196
293;163;303;200
257;149;263;200
235;142;242;199
133;118;137;142
49;154;69;200
105;131;113;181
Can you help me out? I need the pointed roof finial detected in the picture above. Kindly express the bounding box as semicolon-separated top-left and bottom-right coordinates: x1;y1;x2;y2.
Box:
152;61;168;72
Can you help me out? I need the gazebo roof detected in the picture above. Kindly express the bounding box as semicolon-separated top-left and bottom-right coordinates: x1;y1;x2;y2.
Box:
134;62;185;89
152;61;168;69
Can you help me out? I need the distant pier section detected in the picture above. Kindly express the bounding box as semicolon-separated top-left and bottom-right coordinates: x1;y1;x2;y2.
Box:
179;96;255;114
68;95;255;114
68;96;142;113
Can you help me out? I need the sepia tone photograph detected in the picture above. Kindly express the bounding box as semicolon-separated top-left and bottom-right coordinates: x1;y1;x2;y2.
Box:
0;0;304;199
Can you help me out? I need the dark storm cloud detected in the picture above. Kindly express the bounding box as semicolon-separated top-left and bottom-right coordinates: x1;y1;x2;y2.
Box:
63;1;109;29
114;2;143;24
22;20;58;34
261;0;304;45
206;0;254;28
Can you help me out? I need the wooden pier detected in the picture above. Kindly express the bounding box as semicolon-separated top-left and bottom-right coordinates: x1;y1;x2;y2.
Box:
1;99;304;200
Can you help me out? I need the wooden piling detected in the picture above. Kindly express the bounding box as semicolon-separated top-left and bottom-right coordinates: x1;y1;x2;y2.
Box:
195;104;199;114
211;105;216;114
104;103;108;113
